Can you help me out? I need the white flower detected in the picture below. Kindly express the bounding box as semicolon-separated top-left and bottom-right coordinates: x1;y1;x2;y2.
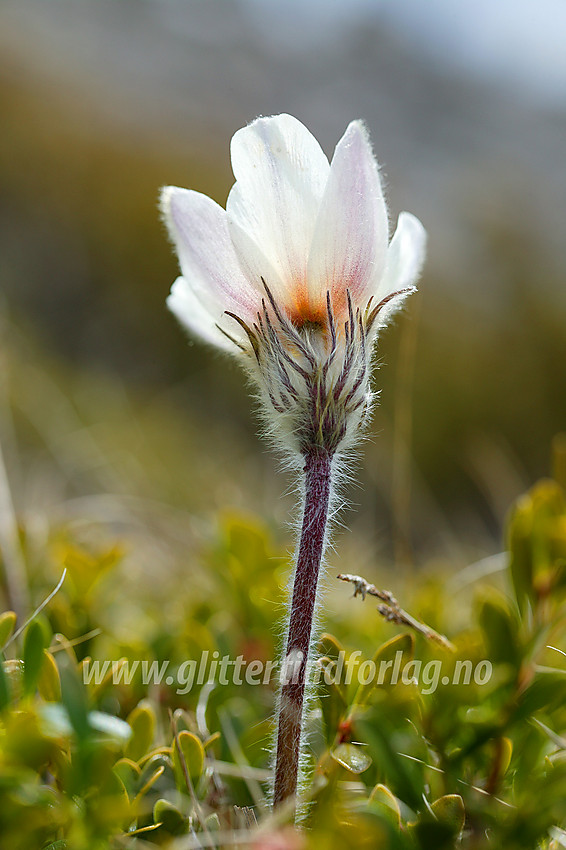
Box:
161;114;426;457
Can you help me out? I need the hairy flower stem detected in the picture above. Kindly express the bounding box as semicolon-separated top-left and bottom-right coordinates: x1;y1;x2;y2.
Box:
273;446;333;810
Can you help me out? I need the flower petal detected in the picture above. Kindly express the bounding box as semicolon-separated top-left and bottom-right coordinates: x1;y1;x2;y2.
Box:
378;211;427;299
161;186;260;323
307;120;389;312
369;212;426;329
225;216;287;311
226;114;330;307
167;277;240;352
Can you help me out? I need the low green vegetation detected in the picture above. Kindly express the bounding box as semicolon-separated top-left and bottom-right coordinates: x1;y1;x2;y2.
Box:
1;447;565;847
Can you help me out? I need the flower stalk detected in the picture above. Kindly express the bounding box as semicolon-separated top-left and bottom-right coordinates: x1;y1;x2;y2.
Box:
273;446;333;807
159;112;426;816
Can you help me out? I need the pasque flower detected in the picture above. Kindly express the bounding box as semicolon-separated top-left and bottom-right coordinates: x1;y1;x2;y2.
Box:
160;113;426;812
162;114;425;458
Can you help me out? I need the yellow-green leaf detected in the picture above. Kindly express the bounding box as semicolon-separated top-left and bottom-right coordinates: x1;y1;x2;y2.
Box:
478;595;520;668
172;731;205;793
317;632;344;661
23;620;46;697
368;783;401;829
38;650;61;702
354;633;415;706
0;657;10;711
113;757;141;795
205;813;221;831
331;742;372;774
431;794;465;834
153;798;186;835
0;611;17;649
125;700;156;762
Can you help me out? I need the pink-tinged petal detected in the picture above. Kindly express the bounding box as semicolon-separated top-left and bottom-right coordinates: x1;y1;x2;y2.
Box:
370;212;426;329
226;114;330;308
307;120;389;315
161;186;260;323
226;217;288;310
377;212;426;299
167;277;239;352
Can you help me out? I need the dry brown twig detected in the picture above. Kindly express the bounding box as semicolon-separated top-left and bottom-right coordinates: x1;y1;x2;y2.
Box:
337;573;455;652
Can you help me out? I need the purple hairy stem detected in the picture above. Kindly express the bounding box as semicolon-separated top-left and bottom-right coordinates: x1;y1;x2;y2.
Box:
273;447;333;809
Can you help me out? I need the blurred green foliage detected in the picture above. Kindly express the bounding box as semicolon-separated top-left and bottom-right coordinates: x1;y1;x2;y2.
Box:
0;444;565;847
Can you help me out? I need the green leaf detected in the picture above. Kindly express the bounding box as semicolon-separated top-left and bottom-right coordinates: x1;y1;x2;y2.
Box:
23;620;46;697
368;783;401;829
3;658;24;700
478;595;520;668
358;709;423;811
60;662;90;740
317;632;344;661
172;730;204;793
0;611;17;648
354;633;415;706
431;794;465;834
516;672;566;720
205;813;221;831
153;798;186;835
113;757;141;795
507;479;566;615
331;742;372;774
0;655;10;711
125;700;156;762
508;492;537;615
318;655;348;744
99;769;131;828
137;753;173;803
38;650;61;702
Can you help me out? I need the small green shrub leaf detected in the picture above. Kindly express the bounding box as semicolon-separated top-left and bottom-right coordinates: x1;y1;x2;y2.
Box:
431;794;465;834
331;742;372;774
0;611;17;649
125;700;156;762
172;730;204;793
23;620;46;697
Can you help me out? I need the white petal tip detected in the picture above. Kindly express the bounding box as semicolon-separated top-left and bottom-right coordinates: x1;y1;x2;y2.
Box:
399;213;427;284
398;211;427;243
166;276;188;315
159;185;188;228
346;118;368;137
159;185;173;214
244;112;308;132
342;120;374;155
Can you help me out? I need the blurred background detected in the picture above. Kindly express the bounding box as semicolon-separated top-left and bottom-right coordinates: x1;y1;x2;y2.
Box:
1;0;566;605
